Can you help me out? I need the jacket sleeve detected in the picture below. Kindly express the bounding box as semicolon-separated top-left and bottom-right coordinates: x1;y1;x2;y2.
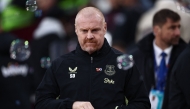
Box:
121;64;151;109
35;66;75;109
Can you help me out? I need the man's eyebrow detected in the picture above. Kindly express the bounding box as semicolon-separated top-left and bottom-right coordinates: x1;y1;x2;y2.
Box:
80;28;87;30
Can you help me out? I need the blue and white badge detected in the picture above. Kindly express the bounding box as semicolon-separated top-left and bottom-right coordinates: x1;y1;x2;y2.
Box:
149;89;164;109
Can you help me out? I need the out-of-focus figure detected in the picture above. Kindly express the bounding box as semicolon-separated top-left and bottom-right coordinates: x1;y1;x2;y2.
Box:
169;41;190;109
168;0;190;109
136;0;190;43
130;9;187;109
0;24;35;109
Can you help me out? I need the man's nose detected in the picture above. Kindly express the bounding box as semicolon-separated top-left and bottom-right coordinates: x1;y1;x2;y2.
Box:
87;31;94;39
175;28;180;36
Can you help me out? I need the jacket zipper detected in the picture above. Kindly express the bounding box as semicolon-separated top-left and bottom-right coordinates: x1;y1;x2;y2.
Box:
89;57;93;101
91;57;93;63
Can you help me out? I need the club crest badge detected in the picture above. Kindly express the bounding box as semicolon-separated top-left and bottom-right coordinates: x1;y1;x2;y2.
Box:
104;65;115;76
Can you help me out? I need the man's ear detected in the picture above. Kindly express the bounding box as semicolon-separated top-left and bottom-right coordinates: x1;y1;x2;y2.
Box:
104;22;107;34
75;29;77;33
153;25;161;35
104;22;107;30
75;24;77;33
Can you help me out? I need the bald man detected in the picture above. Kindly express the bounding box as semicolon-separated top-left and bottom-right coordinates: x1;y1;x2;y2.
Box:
35;7;150;109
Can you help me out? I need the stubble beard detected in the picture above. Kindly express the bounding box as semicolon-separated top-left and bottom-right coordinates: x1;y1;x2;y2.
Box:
171;36;180;45
84;46;97;54
83;40;98;54
172;39;179;45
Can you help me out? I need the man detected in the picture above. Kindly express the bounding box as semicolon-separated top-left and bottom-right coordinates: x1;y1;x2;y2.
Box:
0;26;35;109
168;41;190;109
35;7;150;109
135;0;190;44
130;9;187;109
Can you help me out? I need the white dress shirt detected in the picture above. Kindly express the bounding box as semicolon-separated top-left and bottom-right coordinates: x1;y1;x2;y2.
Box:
153;40;173;67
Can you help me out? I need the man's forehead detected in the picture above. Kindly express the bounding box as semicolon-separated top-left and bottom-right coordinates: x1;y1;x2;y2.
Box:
77;7;102;17
75;7;105;24
78;14;101;21
166;18;180;23
77;21;102;29
75;15;103;28
160;18;180;27
76;13;102;22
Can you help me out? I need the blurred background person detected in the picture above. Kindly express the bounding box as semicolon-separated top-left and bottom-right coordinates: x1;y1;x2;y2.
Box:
169;41;190;109
0;20;35;109
130;9;187;109
136;0;190;43
168;0;190;108
111;0;145;53
29;0;67;87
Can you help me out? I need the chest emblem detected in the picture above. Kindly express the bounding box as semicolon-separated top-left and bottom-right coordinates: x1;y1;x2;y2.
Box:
104;78;115;84
69;67;77;74
68;67;77;78
96;68;102;72
70;74;75;78
104;65;115;76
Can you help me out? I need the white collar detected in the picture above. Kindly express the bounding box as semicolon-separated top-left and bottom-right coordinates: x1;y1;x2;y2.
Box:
153;40;173;65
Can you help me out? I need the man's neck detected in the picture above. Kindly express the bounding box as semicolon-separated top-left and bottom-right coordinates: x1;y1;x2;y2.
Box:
155;39;170;50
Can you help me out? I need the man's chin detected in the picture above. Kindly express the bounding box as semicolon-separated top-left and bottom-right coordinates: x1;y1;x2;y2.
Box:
172;41;179;45
85;48;96;54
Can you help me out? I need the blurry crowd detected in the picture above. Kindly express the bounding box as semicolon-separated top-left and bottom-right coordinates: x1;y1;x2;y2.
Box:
0;0;190;109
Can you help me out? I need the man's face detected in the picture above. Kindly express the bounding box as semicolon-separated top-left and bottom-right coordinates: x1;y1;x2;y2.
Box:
158;18;181;46
75;15;107;54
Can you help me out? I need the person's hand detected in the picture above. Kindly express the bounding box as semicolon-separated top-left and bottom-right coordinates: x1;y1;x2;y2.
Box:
72;101;94;109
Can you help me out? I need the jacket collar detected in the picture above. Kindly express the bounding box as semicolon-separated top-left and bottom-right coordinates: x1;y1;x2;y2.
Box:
137;32;155;56
75;38;111;57
137;32;187;62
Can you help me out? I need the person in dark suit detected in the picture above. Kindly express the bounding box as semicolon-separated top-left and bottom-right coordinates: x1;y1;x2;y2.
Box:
130;9;187;109
0;29;35;109
168;41;190;109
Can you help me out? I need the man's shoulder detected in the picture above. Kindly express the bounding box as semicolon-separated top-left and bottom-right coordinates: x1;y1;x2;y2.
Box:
172;38;187;54
176;38;187;48
131;33;154;54
111;47;123;56
52;51;75;65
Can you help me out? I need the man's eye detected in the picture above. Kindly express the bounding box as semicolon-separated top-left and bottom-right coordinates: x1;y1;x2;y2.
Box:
169;26;175;30
82;30;87;33
92;29;99;32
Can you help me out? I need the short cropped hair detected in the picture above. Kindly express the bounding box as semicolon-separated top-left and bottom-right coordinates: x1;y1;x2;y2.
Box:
153;9;181;27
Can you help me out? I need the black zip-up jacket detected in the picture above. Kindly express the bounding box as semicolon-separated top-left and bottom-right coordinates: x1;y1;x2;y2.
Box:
35;39;150;109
